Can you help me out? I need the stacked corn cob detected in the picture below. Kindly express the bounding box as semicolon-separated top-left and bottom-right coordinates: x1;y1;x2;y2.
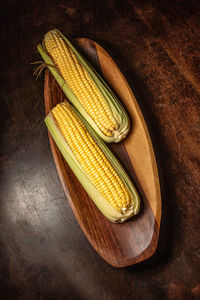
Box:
38;30;140;222
38;29;129;143
44;32;118;138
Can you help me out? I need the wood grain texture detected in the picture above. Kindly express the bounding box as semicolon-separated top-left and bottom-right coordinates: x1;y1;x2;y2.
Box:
44;38;161;267
1;0;200;299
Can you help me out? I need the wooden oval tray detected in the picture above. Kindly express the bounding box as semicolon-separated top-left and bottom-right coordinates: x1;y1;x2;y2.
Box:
44;38;161;267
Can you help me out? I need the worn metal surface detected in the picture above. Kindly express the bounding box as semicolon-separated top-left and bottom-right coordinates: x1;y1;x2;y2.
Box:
0;0;200;299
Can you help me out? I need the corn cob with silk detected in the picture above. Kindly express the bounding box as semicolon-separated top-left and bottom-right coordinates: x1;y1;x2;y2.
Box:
38;29;130;143
45;101;140;223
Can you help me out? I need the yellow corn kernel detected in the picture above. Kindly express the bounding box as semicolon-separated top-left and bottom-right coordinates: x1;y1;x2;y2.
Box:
44;30;118;137
52;102;131;213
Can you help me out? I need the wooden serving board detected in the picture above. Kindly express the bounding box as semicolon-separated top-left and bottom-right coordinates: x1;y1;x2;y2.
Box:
44;38;161;267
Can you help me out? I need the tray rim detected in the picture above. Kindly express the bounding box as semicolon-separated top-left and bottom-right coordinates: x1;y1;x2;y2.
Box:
43;37;162;267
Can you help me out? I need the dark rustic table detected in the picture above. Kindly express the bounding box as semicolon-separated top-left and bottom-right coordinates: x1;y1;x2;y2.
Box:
1;1;200;299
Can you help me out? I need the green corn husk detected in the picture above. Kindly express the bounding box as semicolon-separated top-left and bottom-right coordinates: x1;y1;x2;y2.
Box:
38;29;130;143
45;102;140;223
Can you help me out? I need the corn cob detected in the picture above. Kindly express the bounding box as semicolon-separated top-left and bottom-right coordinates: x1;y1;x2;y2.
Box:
45;101;140;223
38;29;130;143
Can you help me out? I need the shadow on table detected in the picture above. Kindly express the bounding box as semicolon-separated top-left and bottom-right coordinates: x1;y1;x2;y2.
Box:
97;40;178;271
